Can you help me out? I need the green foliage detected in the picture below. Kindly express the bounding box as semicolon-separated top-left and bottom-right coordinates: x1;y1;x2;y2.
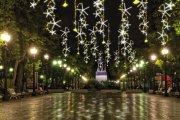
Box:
0;78;16;89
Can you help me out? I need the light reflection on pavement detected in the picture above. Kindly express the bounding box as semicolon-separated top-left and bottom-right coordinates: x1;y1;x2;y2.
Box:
0;92;180;120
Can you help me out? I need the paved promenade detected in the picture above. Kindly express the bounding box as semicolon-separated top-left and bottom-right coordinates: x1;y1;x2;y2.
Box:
0;92;180;120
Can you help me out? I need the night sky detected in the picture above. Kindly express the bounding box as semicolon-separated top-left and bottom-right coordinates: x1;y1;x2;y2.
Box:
57;0;153;55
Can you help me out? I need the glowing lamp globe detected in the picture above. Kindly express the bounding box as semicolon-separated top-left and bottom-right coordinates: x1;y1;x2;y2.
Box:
44;54;49;60
9;68;13;72
64;64;67;67
53;61;57;65
58;60;62;64
133;67;136;71
162;48;168;55
67;67;70;71
0;65;3;69
151;55;156;61
63;2;68;7
31;47;37;55
130;70;132;72
1;33;10;42
71;69;74;72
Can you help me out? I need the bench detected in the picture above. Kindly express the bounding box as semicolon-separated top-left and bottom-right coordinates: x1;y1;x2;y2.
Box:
48;89;64;93
71;89;88;93
8;88;21;99
162;88;172;96
39;87;45;94
126;89;142;93
155;88;163;95
101;89;118;93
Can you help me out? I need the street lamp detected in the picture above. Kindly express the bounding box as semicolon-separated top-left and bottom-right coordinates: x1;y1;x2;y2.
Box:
66;67;71;89
1;32;10;101
31;47;37;96
133;66;137;89
9;67;13;79
151;54;157;94
162;48;169;96
130;69;133;89
44;54;49;94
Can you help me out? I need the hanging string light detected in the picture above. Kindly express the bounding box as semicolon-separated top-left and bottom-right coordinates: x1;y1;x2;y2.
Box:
118;1;135;65
98;51;103;69
157;0;178;46
76;3;90;63
105;23;111;66
94;0;108;44
73;0;77;32
30;0;61;35
60;27;70;57
134;0;149;43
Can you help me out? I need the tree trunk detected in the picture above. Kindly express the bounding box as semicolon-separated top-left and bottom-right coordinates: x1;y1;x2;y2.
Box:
16;59;27;93
13;52;26;85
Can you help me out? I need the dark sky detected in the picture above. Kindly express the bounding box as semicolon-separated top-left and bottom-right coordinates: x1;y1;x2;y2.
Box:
57;0;153;55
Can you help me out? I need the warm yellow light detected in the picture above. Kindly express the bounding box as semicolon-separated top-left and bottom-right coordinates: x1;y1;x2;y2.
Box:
64;64;67;67
1;32;10;42
151;55;156;61
63;0;68;7
136;64;139;67
130;70;132;72
67;67;70;71
53;61;57;65
133;0;140;4
73;28;77;32
31;47;37;54
44;54;49;60
141;61;144;64
58;61;62;64
0;65;3;69
144;39;148;43
71;69;74;72
102;40;105;44
133;67;136;71
162;48;168;55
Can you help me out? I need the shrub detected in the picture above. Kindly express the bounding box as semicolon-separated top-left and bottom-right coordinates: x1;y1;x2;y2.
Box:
0;78;16;90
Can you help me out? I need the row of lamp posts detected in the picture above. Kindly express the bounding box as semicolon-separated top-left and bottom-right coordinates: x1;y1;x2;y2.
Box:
124;48;169;96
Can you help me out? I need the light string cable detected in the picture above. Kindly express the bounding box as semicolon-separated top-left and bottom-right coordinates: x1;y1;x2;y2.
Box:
105;23;111;66
118;1;133;66
60;27;70;57
135;0;149;43
30;0;61;35
76;3;90;63
73;0;77;32
158;0;178;46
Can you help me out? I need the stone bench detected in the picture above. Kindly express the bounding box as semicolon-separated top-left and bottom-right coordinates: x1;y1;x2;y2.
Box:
126;89;142;93
71;89;88;93
101;89;118;93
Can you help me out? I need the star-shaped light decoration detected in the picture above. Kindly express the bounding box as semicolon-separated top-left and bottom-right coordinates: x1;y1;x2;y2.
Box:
48;18;61;30
30;0;36;9
137;0;148;8
119;3;132;16
157;31;167;40
89;27;97;35
43;9;52;18
158;5;170;18
76;3;90;16
165;0;175;10
60;27;70;37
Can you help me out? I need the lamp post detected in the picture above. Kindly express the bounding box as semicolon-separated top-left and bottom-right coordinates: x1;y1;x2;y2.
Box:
44;54;49;94
128;72;130;88
130;69;133;89
66;67;71;89
133;66;137;89
31;47;37;96
162;48;169;96
1;32;10;101
151;55;157;94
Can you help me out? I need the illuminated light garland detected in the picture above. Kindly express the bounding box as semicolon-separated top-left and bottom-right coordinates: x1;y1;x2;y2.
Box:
73;0;77;32
105;23;111;66
30;0;61;35
93;0;108;44
134;0;149;43
157;0;178;46
62;0;68;7
118;1;135;65
60;27;70;57
76;3;90;63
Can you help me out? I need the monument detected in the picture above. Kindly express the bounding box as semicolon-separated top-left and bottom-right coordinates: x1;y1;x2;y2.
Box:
95;61;107;82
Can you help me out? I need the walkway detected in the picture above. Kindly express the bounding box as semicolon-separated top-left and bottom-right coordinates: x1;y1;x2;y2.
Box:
0;92;180;120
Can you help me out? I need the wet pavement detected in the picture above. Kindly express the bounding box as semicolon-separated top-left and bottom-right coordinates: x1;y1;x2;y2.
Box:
0;91;180;120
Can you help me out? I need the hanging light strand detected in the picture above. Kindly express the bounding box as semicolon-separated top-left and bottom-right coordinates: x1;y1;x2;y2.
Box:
105;23;111;66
